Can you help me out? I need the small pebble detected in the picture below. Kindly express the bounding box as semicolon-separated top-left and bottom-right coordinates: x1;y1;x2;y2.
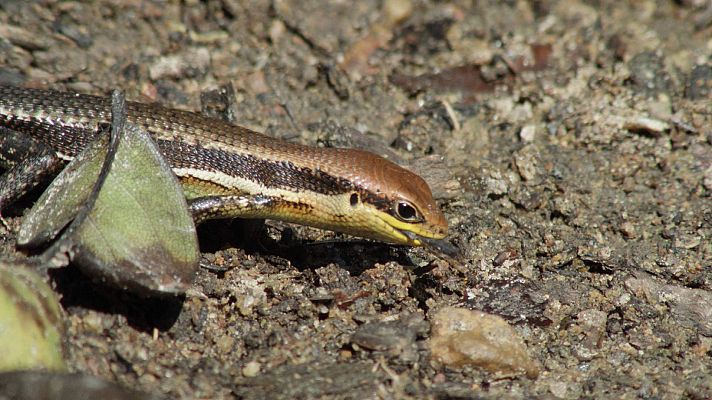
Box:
149;47;211;80
619;221;637;238
216;334;235;354
624;116;670;137
242;361;261;377
519;124;537;142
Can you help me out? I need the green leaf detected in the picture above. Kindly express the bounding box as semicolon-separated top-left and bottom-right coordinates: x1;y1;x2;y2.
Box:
69;121;199;294
21;92;199;295
17;136;106;248
0;261;65;372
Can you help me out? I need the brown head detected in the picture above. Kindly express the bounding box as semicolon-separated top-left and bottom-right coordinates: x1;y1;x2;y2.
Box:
309;148;449;247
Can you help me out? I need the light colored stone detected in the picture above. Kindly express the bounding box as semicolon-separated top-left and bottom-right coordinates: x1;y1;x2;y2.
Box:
520;124;537;142
242;361;261;377
429;307;539;378
623;116;670;136
626;277;712;336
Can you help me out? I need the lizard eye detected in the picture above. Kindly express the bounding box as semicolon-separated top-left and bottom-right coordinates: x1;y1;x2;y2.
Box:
393;200;422;223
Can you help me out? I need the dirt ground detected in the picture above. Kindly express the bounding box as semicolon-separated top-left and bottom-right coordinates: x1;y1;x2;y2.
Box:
1;0;711;399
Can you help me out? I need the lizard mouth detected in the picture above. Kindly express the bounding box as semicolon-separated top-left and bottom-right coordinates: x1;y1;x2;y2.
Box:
403;231;460;258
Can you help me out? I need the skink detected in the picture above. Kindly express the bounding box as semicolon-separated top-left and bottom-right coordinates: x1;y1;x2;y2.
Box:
0;86;450;251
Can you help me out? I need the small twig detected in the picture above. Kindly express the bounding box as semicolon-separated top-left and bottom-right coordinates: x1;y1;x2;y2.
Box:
441;99;460;131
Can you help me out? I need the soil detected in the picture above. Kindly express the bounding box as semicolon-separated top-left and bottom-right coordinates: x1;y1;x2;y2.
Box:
0;0;711;399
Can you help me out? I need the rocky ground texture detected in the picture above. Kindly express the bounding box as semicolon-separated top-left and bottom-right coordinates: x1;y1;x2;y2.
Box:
0;0;711;399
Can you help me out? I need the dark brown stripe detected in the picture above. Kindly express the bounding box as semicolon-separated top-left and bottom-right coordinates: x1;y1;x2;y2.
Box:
361;191;391;213
155;139;355;195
